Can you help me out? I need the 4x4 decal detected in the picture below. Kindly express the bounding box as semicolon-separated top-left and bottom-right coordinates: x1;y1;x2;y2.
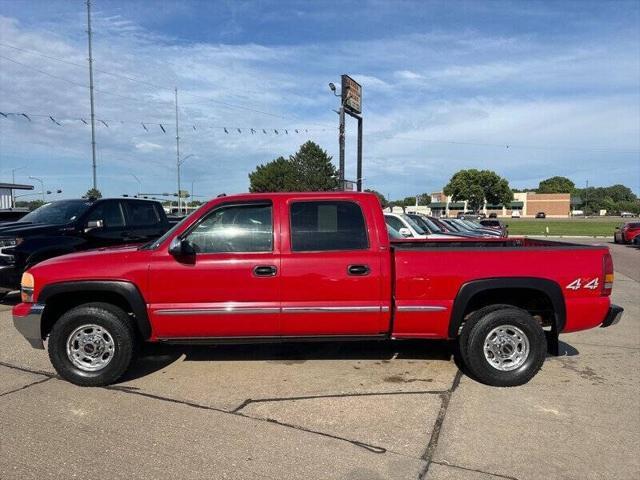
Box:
566;278;599;290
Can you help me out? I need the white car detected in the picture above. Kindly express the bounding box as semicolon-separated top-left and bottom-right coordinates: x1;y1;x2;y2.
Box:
621;212;636;218
384;212;455;239
511;210;521;218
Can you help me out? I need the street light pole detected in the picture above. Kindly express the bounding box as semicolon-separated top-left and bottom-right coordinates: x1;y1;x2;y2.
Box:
174;87;181;215
130;174;142;197
29;176;44;202
86;0;97;190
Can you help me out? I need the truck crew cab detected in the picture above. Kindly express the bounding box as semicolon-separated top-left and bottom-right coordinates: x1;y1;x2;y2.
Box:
12;192;622;387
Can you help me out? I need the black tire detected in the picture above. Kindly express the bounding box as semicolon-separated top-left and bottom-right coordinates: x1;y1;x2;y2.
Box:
464;308;546;387
48;302;136;386
458;304;517;365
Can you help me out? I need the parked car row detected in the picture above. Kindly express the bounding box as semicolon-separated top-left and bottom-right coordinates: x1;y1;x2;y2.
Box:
384;212;508;240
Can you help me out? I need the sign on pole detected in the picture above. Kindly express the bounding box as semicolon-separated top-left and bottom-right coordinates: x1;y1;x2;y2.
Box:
341;74;362;115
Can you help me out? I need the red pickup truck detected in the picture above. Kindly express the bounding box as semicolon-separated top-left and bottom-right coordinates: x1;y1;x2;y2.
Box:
13;192;622;387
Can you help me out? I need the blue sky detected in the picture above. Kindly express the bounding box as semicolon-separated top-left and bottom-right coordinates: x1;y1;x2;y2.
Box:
0;0;639;201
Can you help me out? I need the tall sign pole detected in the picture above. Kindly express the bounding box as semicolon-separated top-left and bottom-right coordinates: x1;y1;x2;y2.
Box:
356;116;363;192
340;75;363;192
86;0;97;190
175;87;181;215
338;104;346;190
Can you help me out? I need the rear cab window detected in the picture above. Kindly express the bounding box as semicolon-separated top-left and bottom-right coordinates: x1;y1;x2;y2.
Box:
289;201;369;251
125;201;162;227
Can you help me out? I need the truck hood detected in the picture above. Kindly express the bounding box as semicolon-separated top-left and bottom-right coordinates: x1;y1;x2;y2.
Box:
36;244;141;267
0;221;62;237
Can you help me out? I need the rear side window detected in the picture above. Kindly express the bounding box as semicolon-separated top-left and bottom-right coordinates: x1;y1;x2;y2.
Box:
187;203;273;253
127;202;162;227
628;223;640;228
290;201;368;252
86;201;125;228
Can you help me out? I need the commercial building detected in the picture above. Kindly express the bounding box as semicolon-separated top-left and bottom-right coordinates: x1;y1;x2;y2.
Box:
425;191;571;218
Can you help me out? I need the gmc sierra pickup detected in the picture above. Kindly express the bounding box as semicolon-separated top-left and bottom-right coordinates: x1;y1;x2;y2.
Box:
12;192;623;387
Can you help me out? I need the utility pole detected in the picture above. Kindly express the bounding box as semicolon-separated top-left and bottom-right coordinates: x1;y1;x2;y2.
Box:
175;87;181;215
86;0;97;190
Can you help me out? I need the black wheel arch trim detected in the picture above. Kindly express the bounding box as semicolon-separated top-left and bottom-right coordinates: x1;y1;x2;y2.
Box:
38;280;151;339
449;277;566;338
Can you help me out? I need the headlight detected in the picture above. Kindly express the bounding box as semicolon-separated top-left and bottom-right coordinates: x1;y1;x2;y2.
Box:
0;238;17;248
21;272;34;303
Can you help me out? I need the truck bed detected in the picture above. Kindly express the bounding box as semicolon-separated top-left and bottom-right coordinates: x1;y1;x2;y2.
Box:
391;237;603;250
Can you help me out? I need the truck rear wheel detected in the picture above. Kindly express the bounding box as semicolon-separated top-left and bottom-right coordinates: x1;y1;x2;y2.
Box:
458;304;516;365
48;302;136;386
464;308;546;387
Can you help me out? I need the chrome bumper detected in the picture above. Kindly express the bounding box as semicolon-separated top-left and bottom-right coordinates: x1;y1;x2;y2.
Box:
13;304;45;349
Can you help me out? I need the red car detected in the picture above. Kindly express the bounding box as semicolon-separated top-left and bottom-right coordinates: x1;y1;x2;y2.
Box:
614;222;640;244
13;192;622;387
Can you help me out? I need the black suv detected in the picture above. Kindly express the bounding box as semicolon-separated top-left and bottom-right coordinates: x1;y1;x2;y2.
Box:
0;198;171;298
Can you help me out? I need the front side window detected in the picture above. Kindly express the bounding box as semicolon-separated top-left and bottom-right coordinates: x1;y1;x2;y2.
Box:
186;203;273;253
290;201;368;252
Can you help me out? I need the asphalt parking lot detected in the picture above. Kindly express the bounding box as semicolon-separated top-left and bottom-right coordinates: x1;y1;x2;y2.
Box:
1;240;638;480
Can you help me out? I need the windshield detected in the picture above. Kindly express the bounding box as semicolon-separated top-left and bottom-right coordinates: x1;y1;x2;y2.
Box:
20;200;92;225
399;214;426;235
140;204;206;250
411;215;443;233
387;224;404;239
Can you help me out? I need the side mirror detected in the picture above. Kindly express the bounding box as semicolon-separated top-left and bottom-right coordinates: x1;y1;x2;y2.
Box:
84;219;104;232
169;237;196;256
398;227;412;238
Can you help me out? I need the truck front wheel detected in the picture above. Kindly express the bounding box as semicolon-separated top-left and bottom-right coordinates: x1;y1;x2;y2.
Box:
464;308;546;387
48;302;136;386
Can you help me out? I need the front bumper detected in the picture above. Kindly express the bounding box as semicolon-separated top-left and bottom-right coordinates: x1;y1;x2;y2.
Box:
601;304;624;328
12;303;45;349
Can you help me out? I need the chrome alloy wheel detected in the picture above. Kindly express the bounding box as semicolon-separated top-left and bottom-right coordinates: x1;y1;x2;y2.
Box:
66;324;116;372
483;325;530;371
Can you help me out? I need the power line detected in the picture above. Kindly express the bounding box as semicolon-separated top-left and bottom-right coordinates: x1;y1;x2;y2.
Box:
0;41;170;90
0;41;330;124
0;53;172;105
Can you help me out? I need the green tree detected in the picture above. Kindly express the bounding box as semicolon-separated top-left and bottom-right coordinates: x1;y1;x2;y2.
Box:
85;188;102;199
537;176;575;194
364;189;389;208
248;156;298;192
248;141;339;192
443;169;512;212
289;141;339;191
15;200;45;210
416;193;431;205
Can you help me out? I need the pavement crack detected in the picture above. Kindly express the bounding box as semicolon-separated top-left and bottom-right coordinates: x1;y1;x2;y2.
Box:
0;360;56;378
431;461;520;480
0;377;52;398
418;370;463;479
232;388;448;413
105;385;388;454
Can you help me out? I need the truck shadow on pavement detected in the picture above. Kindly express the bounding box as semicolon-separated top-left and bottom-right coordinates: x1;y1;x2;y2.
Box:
122;338;579;383
121;339;455;383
